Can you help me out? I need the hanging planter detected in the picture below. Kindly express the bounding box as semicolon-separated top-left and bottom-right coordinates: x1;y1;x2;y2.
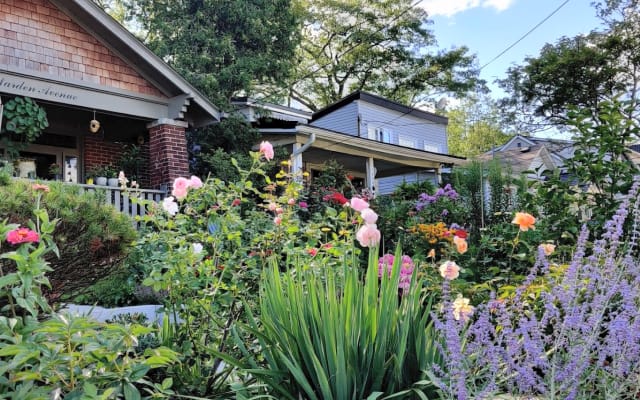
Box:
1;96;49;159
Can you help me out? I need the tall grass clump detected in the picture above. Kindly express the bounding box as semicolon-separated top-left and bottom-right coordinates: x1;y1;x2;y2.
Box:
433;177;640;399
238;248;440;399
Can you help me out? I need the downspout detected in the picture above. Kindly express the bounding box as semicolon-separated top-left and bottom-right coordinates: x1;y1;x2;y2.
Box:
292;132;316;156
291;131;316;178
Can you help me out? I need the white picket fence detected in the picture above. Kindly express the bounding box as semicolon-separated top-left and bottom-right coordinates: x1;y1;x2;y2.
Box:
76;183;167;222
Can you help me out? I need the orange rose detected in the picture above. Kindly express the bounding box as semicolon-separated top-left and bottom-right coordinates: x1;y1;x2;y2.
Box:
512;212;536;231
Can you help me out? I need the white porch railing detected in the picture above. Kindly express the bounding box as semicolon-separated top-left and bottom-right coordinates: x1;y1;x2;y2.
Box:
76;183;167;222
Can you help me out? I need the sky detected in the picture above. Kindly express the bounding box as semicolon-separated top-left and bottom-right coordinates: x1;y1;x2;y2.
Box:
419;0;605;98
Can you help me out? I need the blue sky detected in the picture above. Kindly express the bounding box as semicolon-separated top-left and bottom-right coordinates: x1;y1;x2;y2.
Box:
419;0;605;98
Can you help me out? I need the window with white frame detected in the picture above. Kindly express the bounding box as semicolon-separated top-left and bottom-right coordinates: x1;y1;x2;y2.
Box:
375;127;392;143
398;136;415;148
424;143;440;153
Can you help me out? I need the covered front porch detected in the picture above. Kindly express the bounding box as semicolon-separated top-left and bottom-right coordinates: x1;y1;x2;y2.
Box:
262;125;466;195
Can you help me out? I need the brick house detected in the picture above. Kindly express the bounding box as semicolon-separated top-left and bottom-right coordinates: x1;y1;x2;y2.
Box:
0;0;220;189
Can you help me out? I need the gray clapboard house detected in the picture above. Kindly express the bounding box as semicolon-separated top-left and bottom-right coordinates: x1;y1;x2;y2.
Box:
236;91;465;195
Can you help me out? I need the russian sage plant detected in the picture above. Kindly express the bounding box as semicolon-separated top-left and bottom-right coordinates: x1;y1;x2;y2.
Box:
433;177;640;400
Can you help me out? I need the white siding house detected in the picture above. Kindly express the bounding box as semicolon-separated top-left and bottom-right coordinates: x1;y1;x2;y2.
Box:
234;92;466;197
311;91;453;195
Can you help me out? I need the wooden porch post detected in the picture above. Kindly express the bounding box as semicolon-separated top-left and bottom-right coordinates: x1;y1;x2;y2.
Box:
366;157;376;196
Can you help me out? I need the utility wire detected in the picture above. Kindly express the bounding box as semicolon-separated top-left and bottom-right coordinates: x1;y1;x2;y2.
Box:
479;0;571;70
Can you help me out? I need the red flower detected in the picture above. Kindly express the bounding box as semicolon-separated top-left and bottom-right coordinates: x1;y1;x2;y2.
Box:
6;228;40;245
453;229;468;239
307;248;318;256
327;192;348;205
231;198;241;207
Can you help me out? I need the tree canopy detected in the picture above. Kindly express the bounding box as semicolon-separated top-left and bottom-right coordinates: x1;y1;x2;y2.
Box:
282;0;482;111
497;0;640;135
101;0;300;110
445;96;512;158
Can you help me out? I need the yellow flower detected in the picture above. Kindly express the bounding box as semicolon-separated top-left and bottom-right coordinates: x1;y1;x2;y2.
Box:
452;295;474;322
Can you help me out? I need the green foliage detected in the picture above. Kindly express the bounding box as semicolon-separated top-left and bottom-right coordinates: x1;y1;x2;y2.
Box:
238;248;440;399
0;96;49;159
285;0;481;110
445;96;512;157
117;145;143;181
119;0;299;108
451;162;485;235
0;160;12;186
566;99;639;226
0;192;177;399
0;180;137;298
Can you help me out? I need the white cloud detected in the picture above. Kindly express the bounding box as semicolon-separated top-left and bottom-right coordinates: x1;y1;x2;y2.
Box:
419;0;515;17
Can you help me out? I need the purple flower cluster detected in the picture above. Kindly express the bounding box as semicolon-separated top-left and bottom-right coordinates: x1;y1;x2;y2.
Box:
416;184;459;211
378;253;415;292
433;177;640;399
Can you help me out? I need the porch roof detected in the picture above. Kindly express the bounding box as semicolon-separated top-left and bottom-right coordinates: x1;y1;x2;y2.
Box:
260;124;466;178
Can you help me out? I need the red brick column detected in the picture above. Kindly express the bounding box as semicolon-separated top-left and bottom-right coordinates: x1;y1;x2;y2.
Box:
147;119;189;190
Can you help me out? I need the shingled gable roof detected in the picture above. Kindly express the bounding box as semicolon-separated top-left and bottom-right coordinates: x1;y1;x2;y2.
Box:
312;91;448;125
49;0;220;127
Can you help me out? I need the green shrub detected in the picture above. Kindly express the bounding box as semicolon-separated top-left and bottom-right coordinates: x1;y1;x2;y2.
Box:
0;180;137;299
0;191;177;399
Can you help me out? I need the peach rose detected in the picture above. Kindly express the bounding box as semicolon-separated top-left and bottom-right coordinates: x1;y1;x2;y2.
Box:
539;243;556;256
453;235;468;254
512;212;536;231
439;260;460;280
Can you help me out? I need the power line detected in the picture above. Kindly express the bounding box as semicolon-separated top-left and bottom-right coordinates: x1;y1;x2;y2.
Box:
480;0;571;71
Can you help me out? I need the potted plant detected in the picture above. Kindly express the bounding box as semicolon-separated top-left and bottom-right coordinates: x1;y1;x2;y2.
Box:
107;169;120;187
88;165;114;186
1;96;49;160
49;163;61;180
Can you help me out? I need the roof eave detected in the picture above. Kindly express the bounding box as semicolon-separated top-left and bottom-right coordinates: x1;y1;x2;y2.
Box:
49;0;220;123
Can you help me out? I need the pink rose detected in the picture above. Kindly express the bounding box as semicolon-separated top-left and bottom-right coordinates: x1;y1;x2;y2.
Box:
172;177;190;200
439;260;460;280
267;202;277;212
288;198;296;205
350;197;369;212
360;208;378;224
260;141;274;161
356;224;381;247
189;176;203;189
274;216;282;225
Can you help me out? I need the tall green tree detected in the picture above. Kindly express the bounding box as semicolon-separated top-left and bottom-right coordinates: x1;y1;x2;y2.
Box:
119;0;300;109
498;0;640;135
445;96;512;157
283;0;482;111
